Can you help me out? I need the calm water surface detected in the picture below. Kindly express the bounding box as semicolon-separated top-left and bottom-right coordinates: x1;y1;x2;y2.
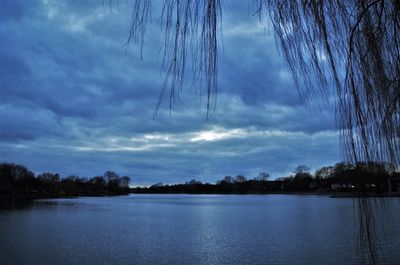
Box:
0;194;399;265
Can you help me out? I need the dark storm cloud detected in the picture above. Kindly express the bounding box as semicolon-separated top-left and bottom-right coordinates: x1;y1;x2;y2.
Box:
0;50;30;77
220;31;299;106
0;0;340;186
0;104;63;141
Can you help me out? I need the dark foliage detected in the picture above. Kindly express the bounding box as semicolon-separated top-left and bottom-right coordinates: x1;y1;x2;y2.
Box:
0;163;131;197
132;162;399;195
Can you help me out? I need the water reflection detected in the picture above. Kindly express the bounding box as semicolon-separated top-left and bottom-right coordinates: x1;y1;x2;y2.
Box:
0;195;399;265
0;197;34;210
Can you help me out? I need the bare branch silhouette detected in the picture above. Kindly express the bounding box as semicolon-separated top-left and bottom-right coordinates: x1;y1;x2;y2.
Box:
258;0;399;169
124;0;222;118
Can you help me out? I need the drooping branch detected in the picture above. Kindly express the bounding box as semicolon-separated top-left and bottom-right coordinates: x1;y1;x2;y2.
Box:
254;2;399;265
125;0;222;118
259;0;400;169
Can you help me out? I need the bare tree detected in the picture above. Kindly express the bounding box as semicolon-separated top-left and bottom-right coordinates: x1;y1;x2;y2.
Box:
234;175;247;183
293;165;311;175
256;171;270;181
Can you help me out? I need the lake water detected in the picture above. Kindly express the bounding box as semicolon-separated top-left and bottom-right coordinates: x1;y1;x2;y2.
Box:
0;194;399;265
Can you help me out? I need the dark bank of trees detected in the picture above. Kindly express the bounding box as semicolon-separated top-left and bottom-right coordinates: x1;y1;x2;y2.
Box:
2;161;398;196
132;162;400;195
0;163;131;197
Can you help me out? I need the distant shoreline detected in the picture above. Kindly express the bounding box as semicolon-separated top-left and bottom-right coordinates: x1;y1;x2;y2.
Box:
2;192;400;201
2;162;400;202
130;191;400;197
0;193;129;210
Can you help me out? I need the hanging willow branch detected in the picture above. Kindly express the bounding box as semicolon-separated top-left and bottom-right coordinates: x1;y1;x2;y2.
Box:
254;2;399;265
124;0;222;118
257;0;400;169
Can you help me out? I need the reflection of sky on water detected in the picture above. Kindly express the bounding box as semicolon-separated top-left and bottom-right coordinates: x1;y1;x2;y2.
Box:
2;195;399;265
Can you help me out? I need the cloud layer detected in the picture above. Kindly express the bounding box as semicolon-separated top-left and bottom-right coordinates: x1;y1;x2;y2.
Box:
0;0;339;186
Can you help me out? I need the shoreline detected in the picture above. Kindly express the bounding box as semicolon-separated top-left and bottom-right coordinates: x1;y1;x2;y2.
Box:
2;191;399;202
130;191;400;197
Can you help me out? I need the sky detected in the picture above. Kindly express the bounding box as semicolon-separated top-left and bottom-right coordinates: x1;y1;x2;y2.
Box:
0;0;340;186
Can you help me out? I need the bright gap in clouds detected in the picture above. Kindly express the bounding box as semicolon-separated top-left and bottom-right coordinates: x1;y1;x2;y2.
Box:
190;128;247;142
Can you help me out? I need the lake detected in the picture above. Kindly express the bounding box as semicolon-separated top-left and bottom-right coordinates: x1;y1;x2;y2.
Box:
0;194;399;265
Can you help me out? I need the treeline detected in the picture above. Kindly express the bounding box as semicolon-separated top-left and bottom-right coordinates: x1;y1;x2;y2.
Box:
2;161;399;197
132;162;400;194
0;163;131;197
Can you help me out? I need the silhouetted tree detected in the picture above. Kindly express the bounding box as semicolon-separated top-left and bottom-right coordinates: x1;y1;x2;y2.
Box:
0;163;36;194
104;171;119;183
0;163;131;197
216;176;235;184
333;162;355;181
90;176;107;194
37;172;60;195
255;172;270;181
293;165;311;175
104;171;120;193
0;163;16;194
131;161;397;195
234;175;247;183
120;176;131;189
186;179;202;185
61;175;79;195
315;166;334;180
